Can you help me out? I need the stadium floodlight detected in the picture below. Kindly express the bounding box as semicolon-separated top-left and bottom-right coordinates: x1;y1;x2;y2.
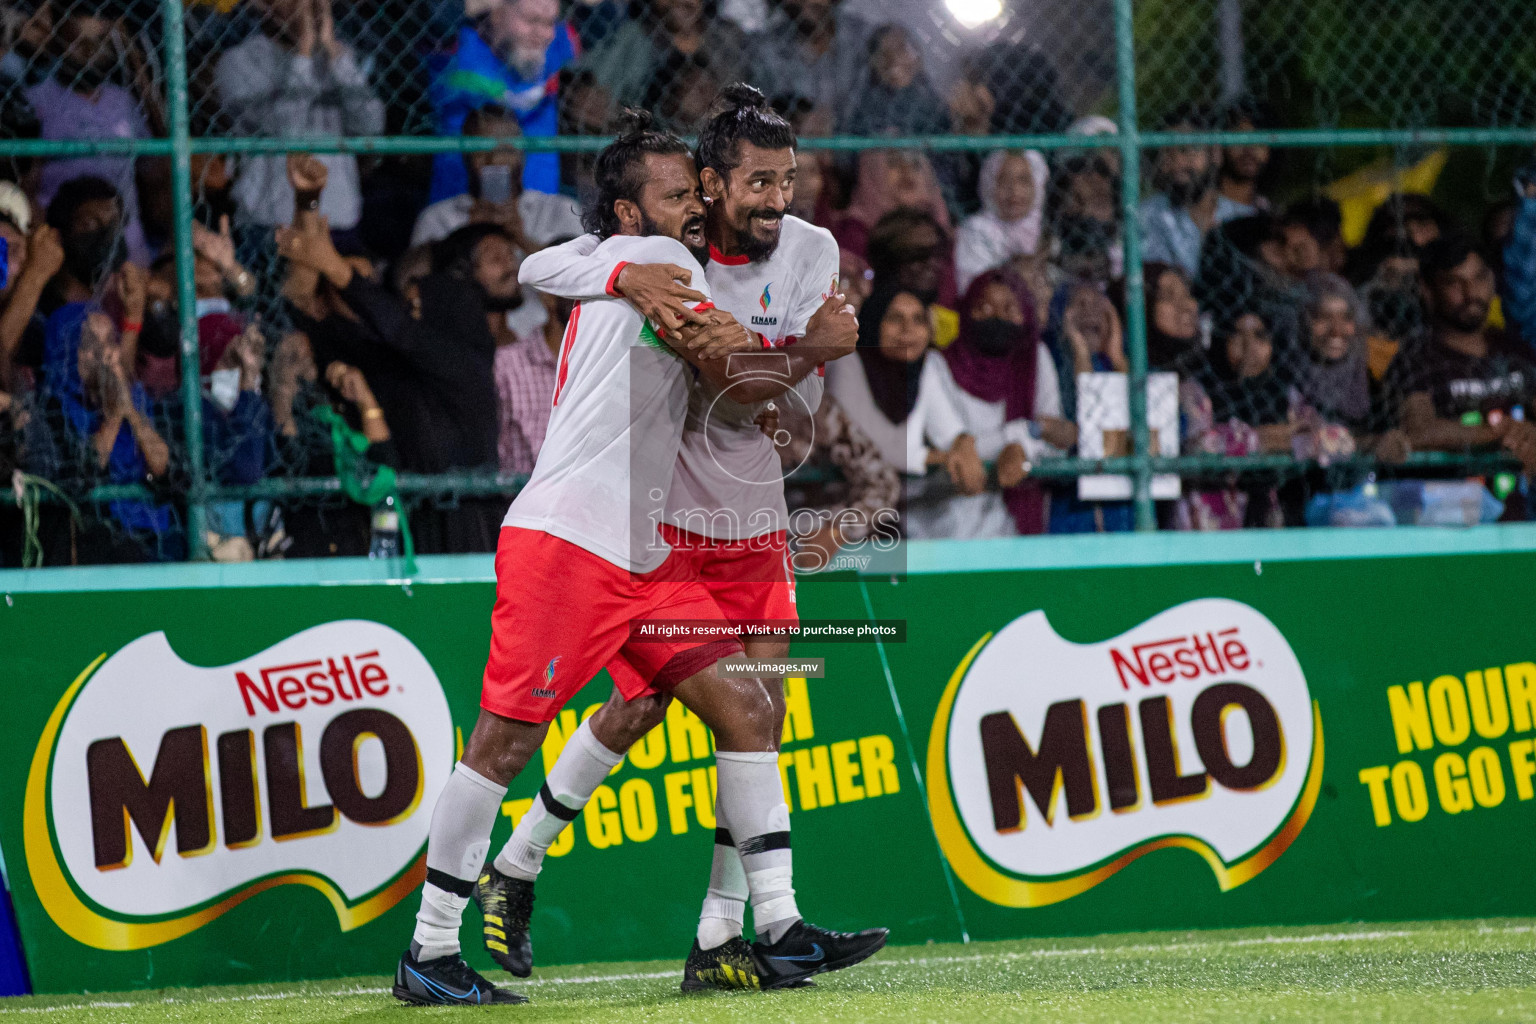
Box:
945;0;1003;29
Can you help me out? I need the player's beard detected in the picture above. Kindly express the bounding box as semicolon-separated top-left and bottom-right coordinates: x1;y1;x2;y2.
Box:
738;206;784;264
642;209;709;265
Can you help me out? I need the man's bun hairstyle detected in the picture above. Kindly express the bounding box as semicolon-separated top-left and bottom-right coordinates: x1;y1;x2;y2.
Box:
696;82;797;177
582;107;692;237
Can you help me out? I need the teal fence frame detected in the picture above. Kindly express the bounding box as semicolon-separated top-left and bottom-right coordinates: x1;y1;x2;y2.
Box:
9;0;1536;557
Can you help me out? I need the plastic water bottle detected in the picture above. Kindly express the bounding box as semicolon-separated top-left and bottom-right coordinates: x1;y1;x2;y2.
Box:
369;495;401;559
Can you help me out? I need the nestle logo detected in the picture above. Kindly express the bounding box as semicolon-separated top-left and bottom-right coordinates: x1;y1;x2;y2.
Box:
1109;629;1250;690
237;652;392;716
750;316;778;326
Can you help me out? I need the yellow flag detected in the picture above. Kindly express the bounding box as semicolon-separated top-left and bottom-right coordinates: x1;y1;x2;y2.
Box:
1324;149;1449;248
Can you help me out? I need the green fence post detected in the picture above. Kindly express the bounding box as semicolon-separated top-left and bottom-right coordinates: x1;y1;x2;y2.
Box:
162;0;208;559
1113;0;1155;530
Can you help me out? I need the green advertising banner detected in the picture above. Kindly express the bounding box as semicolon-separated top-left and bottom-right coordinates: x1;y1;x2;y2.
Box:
3;527;1536;995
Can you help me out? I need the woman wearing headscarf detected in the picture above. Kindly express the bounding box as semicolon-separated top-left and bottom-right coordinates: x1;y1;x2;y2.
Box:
831;150;952;262
1123;262;1202;371
955;150;1049;293
1175;304;1299;530
824;280;987;536
913;267;1075;536
1292;272;1410;526
1296;273;1374;430
1040;281;1137;533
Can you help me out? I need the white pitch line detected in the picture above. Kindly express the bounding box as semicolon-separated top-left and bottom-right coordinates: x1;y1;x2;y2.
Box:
526;969;677;985
3;923;1530;1015
869;924;1536;970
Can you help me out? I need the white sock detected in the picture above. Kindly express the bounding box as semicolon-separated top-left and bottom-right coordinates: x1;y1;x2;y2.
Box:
411;762;506;960
697;801;748;949
493;718;623;881
715;750;799;944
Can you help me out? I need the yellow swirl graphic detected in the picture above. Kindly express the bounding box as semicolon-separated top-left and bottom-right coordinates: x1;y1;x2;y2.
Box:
24;655;425;951
926;633;1325;908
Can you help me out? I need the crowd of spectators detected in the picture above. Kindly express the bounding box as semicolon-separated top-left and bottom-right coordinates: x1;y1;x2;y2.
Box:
0;0;1533;565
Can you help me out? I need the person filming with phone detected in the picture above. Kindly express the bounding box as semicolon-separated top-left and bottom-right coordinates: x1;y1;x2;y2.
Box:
411;104;581;251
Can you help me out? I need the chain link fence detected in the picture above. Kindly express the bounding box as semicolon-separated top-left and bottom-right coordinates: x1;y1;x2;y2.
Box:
0;0;1534;564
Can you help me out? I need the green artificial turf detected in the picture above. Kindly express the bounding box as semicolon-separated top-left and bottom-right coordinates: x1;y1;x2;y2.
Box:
3;918;1533;1022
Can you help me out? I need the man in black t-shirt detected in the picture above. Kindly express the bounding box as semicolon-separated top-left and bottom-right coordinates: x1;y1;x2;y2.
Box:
1383;235;1536;472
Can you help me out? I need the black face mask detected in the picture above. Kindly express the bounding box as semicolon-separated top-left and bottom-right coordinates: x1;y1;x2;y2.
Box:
969;318;1019;357
64;226;126;288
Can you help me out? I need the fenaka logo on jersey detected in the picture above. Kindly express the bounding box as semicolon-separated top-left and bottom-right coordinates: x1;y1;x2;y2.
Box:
751;282;778;328
22;621;453;950
927;598;1323;908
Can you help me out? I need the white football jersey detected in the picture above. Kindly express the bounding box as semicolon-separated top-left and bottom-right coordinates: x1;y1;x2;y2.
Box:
667;217;840;540
518;215;841;542
504;234;711;573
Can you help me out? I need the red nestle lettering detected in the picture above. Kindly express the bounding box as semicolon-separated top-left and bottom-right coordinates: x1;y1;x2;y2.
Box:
1110;647;1149;689
306;670;335;705
237;670;278;717
358;658;389;697
239;652;394;714
277;674;307;709
1110;628;1246;690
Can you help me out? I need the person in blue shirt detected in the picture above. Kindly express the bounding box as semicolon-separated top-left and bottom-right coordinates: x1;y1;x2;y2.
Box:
1140;103;1247;278
429;0;578;201
1502;160;1536;348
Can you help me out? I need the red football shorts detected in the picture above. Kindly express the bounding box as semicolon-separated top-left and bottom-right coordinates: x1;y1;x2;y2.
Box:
657;524;798;626
604;526;798;695
481;527;743;723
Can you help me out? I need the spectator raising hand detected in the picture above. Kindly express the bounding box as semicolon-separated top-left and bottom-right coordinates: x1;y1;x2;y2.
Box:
115;261;147;368
325;360;389;442
228;324;267;393
28;223;66;282
216;0;384;231
288;153;330;204
193;216;255;298
1063;285;1126;374
0;222;64;388
277;216;350;289
948;76;996;136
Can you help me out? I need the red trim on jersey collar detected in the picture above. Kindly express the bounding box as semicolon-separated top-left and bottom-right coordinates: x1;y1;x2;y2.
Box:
605;261;629;297
708;245;751;266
